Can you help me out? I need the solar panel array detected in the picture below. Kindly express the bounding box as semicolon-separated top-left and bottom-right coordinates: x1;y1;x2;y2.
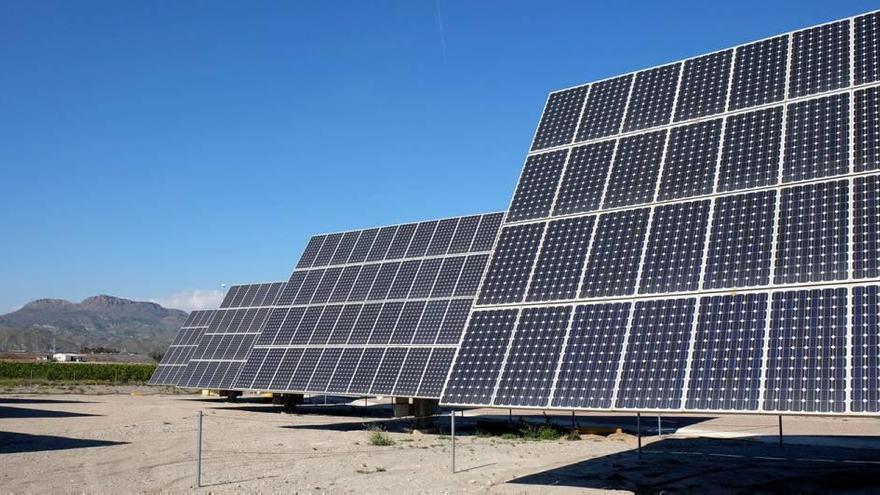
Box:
442;12;880;415
233;213;504;399
148;310;213;386
171;282;286;389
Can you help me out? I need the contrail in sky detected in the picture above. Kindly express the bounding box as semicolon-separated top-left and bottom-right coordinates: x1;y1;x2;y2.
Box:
435;0;448;62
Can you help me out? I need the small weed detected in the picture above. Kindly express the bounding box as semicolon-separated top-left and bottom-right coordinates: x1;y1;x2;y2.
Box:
398;438;414;442
519;425;563;441
565;429;581;441
499;433;518;441
367;425;395;446
375;466;386;472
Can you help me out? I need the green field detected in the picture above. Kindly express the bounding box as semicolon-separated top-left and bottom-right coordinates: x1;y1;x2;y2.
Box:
0;361;156;384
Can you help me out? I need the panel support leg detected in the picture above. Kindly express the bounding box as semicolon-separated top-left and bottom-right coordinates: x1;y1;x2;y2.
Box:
657;415;661;437
571;411;576;429
778;415;783;448
636;412;642;457
450;410;456;473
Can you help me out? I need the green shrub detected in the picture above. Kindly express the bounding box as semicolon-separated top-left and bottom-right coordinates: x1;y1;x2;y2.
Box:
366;425;395;446
0;362;156;383
565;429;581;441
519;424;563;441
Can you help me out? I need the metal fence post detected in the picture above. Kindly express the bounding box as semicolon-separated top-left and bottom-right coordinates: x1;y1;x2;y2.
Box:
450;411;456;473
196;411;203;487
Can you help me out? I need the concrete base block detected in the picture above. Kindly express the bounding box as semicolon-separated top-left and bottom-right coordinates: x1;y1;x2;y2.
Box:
413;398;439;429
273;393;304;412
393;397;412;417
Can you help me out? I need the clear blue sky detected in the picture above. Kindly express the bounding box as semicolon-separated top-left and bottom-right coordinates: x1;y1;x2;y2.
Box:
1;1;875;312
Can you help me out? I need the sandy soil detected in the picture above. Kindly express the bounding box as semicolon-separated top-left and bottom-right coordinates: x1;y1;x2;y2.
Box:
2;390;880;494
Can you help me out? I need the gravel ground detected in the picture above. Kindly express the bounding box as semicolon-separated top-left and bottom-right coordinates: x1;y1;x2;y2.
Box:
2;390;880;494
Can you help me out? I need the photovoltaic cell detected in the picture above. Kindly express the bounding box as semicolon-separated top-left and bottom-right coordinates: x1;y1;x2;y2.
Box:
306;348;342;392
348;228;379;263
294;270;324;305
579;209;650;298
366;227;397;262
412;300;448;344
386;223;416;259
387;260;420;299
507;150;568;222
327;304;361;344
418;348;456;398
531;86;589;151
686;294;767;411
326;348;362;393
442;309;518;404
774;180;849;284
288;349;321;391
854;175;880;279
852;285;880;413
783;93;850;183
328;266;360;302
406;221;437;257
550;302;630;409
477;223;545;305
639;200;711;294
494;306;571;407
764;288;847;413
408;259;442;298
615;298;695;410
296;235;325;268
371;348;407;395
623;63;681;132
602;130;666;209
717;106;783;193
311;267;342;304
855;13;880;85
389;301;426;344
552;141;615;216
855;86;880;172
526;216;596;302
348;348;383;392
312;233;342;267
431;257;466;298
729;35;789;110
789;20;851;98
367;302;405;344
393;348;431;396
703;191;776;289
472;213;504;251
448;216;480;254
330;231;360;265
575;74;632;141
347;264;380;301
436;299;473;344
308;305;342;345
366;262;400;301
674;49;733;121
426;218;458;255
347;303;382;344
657;119;722;201
454;255;489;297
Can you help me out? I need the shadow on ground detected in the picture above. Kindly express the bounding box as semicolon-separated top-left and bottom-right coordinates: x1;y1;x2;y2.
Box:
508;436;880;495
0;406;99;419
0;431;127;454
0;397;93;405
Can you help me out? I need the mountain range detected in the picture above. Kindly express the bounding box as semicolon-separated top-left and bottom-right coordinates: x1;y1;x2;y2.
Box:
0;295;188;358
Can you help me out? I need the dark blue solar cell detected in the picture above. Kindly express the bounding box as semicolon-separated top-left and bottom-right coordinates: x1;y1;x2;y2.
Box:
789;20;850;98
326;348;362;393
348;228;379;263
346;264;381;302
623;63;681;132
268;349;300;391
412;300;448;344
454;255;489;297
615;298;696;410
674;49;733;121
405;221;438;257
347;348;384;394
308;305;342;345
436;299;472;344
408;259;443;298
386;260;420;299
269;307;304;346
327;304;361;344
507;150;568;222
366;262;401;301
602;130;666;209
855;175;880;279
477;223;545;305
311;267;342;304
718;106;783;193
764;288;847;413
366;227;398;262
855;86;880;173
235;347;268;389
256;308;289;345
441;309;519;405
472;213;504;251
249;348;285;390
657;119;722;201
385;223;417;260
494;306;571;407
553;140;615;216
312;233;343;267
328;266;361;302
774;180;849;284
288;349;322;391
855;13;880;85
852;285;880;413
639;200;711;294
729;35;788;110
419;348;456;398
367;302;405;345
296;235;325;268
551;302;630;409
389;301;426;344
575;74;632;141
783;93;850;183
531;85;589;151
703;190;776;289
330;231;360;265
294;269;325;305
448;216;480;254
686;293;767;411
526;216;596;302
431;257;466;298
580;208;650;298
370;348;407;395
306;348;343;392
393;348;432;396
426;218;459;255
276;271;307;305
289;307;323;345
218;287;237;308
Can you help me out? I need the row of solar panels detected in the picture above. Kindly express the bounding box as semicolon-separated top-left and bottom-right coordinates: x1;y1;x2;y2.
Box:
513;88;879;224
532;13;879;151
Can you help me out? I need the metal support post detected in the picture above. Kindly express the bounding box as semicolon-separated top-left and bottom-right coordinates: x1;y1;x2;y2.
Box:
196;410;203;488
636;412;642;457
778;415;783;447
657;415;661;437
571;411;576;429
450;410;456;473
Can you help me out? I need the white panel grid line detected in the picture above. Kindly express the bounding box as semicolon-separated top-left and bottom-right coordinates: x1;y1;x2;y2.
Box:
544;303;580;408
608;300;637;408
488;308;526;406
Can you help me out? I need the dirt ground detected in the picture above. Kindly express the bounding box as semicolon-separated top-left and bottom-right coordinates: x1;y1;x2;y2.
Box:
2;389;880;494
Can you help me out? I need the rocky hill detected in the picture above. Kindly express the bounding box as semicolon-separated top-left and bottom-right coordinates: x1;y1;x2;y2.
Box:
0;295;188;358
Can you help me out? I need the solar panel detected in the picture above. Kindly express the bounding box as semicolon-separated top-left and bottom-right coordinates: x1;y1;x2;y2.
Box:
148;310;212;386
173;282;284;390
531;86;589;151
233;213;503;399
443;11;880;416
